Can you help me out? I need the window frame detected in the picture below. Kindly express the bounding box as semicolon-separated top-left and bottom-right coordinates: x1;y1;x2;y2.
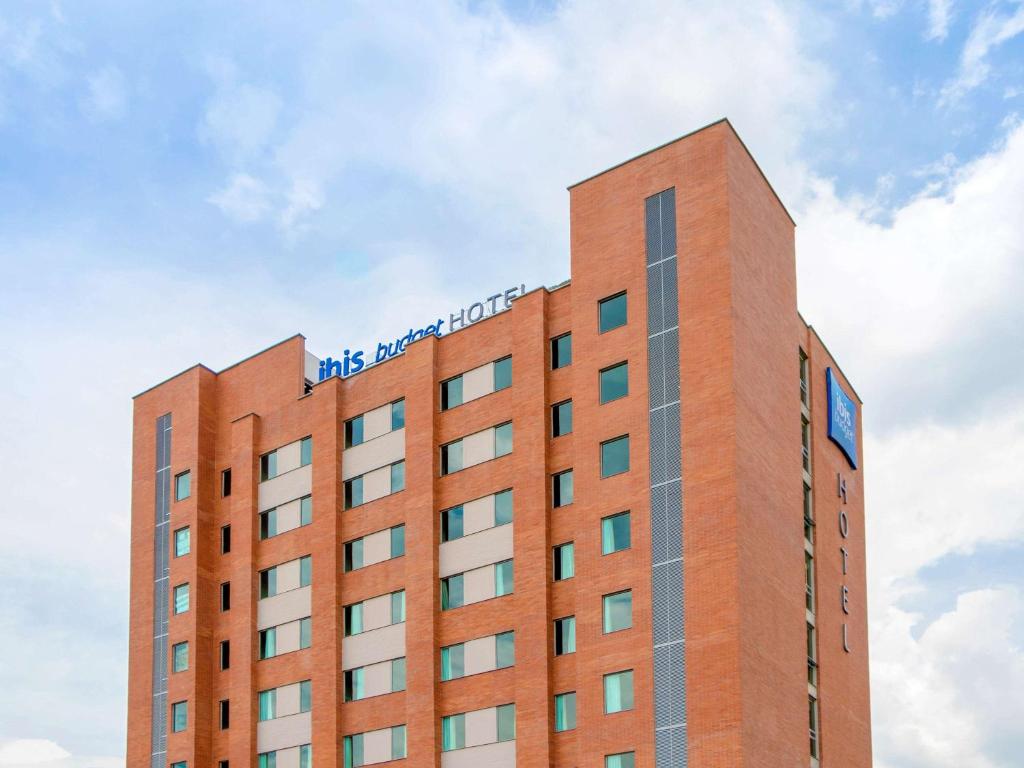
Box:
551;399;573;437
551;332;572;369
598;291;628;333
600;435;630;478
599;361;629;404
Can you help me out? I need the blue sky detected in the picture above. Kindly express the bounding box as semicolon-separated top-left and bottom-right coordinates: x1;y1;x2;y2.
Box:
1;1;1022;766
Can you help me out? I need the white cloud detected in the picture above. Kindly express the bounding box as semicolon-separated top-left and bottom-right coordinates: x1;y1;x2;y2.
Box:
0;740;70;764
207;173;272;222
939;2;1024;105
199;60;281;162
925;0;953;40
81;66;128;123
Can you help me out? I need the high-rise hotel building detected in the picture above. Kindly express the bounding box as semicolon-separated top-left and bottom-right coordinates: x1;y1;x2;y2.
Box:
127;119;871;768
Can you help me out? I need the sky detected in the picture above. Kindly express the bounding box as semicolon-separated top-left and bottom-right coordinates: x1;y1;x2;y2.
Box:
0;0;1022;766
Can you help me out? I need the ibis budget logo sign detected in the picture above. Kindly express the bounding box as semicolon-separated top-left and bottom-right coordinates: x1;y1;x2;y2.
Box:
826;368;858;469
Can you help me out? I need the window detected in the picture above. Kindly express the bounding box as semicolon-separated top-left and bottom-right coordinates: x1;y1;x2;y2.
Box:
258;628;276;660
441;505;464;542
300;617;312;649
494;356;512;391
218;762;228;768
259;567;277;599
260;509;278;540
494;422;513;457
601;435;630;477
599;292;627;332
219;640;230;670
554;616;576;655
807;622;818;686
300;680;312;712
803;483;814;544
300;436;312;466
441;574;464;610
553;543;575;580
802;418;811;472
551;333;572;369
344;539;363;572
299;745;311;768
495;559;514;596
496;703;516;742
260;451;277;481
343;734;363;768
602;512;631;554
554;692;576;732
175;471;191;501
345;415;364;448
392;658;407;692
344;668;364;701
805;552;815;612
220;582;231;612
391;399;405;430
301;495;312;525
259;689;276;721
441;643;464;681
172;641;188;673
600;362;628;403
440;440;463;475
800;349;809;406
221;524;231;554
390;460;405;492
809;695;820;758
442;713;465;751
173;583;189;614
495;488;513;525
553;469;573;507
300;556;312;587
391;590;406;623
392;725;407;760
606;752;636;768
496;631;515;669
219;699;229;730
604;670;634;713
258;754;276;768
603;590;633;633
221;468;232;497
171;762;186;768
391;524;406;557
344;476;363;508
344;603;363;636
174;527;190;557
552;400;573;437
441;376;463;411
171;700;187;732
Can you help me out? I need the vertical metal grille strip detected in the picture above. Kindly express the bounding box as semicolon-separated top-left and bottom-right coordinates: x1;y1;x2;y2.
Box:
151;413;172;768
646;188;687;765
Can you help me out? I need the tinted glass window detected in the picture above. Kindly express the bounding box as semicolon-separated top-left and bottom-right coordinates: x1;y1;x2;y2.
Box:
599;293;627;333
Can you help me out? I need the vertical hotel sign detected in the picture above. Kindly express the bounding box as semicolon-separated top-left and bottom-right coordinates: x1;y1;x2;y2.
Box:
827;368;859;653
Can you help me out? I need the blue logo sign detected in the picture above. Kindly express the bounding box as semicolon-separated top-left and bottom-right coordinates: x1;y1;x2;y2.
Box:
826;368;858;469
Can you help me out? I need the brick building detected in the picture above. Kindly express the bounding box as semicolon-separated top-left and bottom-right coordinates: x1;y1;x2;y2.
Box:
126;119;871;768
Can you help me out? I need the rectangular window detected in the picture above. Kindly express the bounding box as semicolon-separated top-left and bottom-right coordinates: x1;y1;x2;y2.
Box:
494;422;513;457
258;754;276;768
171;700;187;732
441;643;465;681
441;505;464;542
221;468;232;497
220;582;231;611
260;451;277;481
174;527;190;557
807;622;818;686
344;603;363;636
802;417;811;472
260;508;278;540
441;574;464;610
551;333;572;369
391;725;407;760
258;628;276;660
343;734;363;768
800;349;810;406
603;590;633;633
219;699;229;730
218;761;228;768
391;399;405;430
554;616;576;655
601;512;631;555
343;538;362;572
554;692;576;732
344;476;363;509
495;489;513;525
171;762;186;768
174;471;191;501
300;436;312;466
804;483;814;544
173;583;189;614
495;559;514;596
806;552;816;612
259;689;276;721
553;543;575;581
552;400;573;437
220;524;231;554
301;495;312;525
299;617;311;649
553;469;573;507
391;590;406;623
172;641;188;673
390;460;405;492
300;555;312;587
496;703;516;742
601;435;630;478
604;670;634;713
606;752;636;768
599;292;627;333
809;695;820;758
345;415;364;448
493;356;512;391
219;640;230;670
391;524;406;558
344;668;365;702
299;745;311;768
441;376;463;411
441;713;465;752
600;362;629;403
496;630;515;668
391;657;406;692
259;567;277;599
440;440;463;475
300;680;312;712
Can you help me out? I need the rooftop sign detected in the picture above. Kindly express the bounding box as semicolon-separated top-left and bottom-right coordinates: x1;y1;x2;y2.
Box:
318;283;528;380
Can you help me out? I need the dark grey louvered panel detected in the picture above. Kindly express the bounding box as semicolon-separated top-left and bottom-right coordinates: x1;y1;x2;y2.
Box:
646;188;686;766
151;413;171;768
